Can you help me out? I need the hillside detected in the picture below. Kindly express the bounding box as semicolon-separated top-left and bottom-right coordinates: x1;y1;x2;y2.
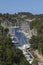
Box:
29;18;43;63
0;12;43;65
0;36;30;65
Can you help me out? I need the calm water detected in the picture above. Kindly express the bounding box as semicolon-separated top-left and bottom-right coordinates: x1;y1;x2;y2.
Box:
12;27;28;47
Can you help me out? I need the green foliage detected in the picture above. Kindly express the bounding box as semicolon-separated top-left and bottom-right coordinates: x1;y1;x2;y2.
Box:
30;18;43;34
18;12;34;19
30;18;43;55
38;42;43;55
4;28;9;35
32;59;38;65
29;35;38;49
35;14;43;19
0;36;30;65
0;20;2;25
20;58;30;65
0;26;4;35
0;26;9;36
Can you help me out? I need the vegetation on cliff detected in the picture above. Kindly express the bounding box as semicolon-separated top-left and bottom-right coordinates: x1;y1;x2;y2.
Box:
30;18;43;55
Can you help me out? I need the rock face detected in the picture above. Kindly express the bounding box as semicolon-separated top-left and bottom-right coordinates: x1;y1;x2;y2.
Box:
1;20;12;28
31;29;37;36
18;44;33;64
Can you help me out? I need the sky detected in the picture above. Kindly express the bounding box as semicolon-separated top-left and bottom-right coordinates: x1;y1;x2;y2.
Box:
0;0;43;14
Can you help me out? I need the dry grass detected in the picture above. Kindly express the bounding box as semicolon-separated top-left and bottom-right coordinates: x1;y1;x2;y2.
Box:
34;50;43;62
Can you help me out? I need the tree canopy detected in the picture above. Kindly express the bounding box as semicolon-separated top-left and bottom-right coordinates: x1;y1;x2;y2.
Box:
0;36;30;65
